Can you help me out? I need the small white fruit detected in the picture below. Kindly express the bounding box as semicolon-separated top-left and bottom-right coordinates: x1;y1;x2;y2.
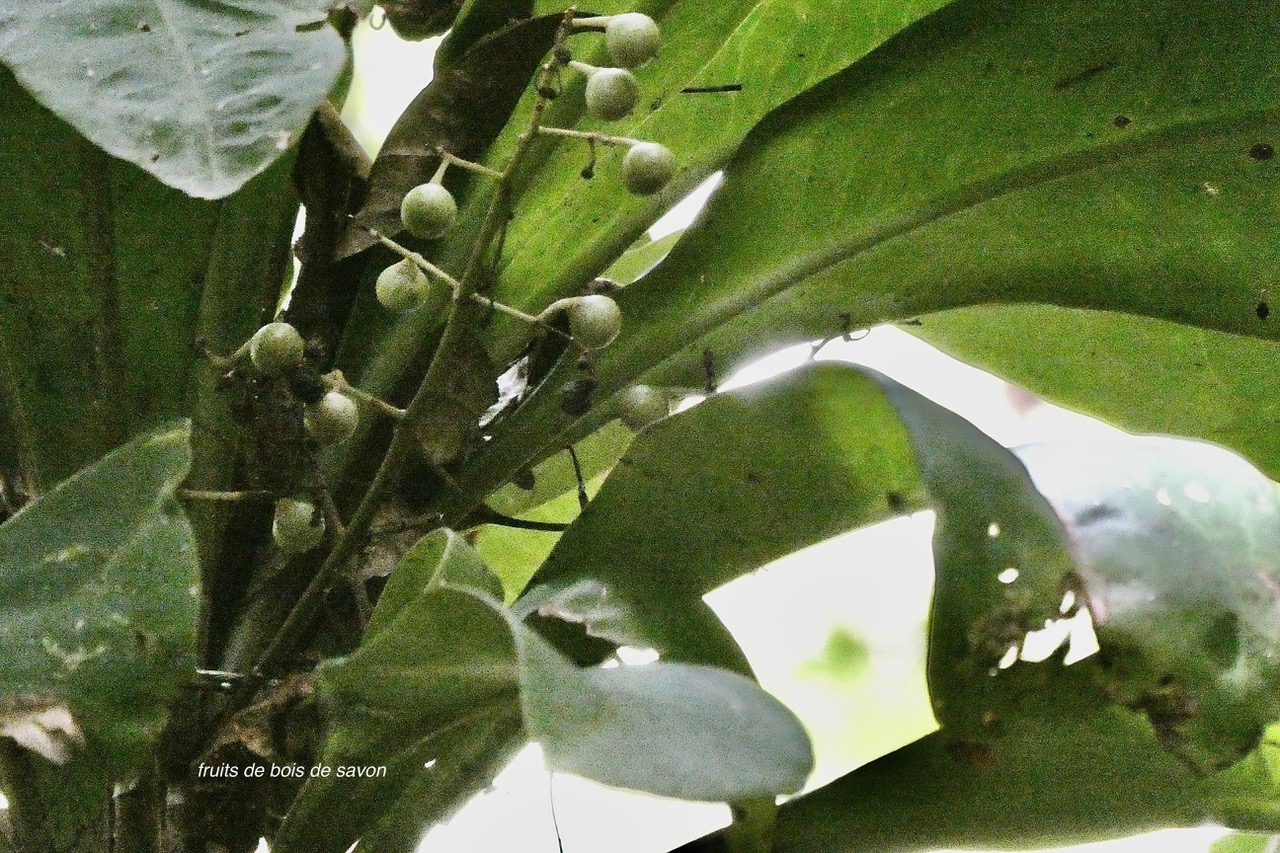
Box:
605;13;660;68
273;498;326;552
618;384;669;429
620;142;675;195
566;294;622;349
376;259;431;312
401;181;457;239
304;390;358;446
584;67;640;121
249;322;305;377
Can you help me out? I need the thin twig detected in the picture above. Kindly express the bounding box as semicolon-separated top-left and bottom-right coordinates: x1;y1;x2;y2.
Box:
324;370;406;419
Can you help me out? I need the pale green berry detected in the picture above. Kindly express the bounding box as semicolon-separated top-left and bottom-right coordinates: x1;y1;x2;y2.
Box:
620;142;675;195
304;390;358;446
605;13;659;68
567;294;622;350
401;181;457;239
249;322;304;377
273;498;325;552
618;384;669;429
376;259;431;312
584;67;640;121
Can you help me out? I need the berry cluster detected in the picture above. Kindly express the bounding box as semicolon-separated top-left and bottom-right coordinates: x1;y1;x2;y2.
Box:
214;11;679;555
371;10;677;396
220;319;402;552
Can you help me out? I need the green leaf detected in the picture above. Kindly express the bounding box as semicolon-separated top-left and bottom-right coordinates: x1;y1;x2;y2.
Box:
0;69;221;488
274;549;522;853
476;0;955;362
1016;436;1280;772
349;0;953;483
1210;832;1280;853
0;0;345;198
912;305;1280;479
282;530;814;849
676;408;1280;850
866;368;1094;743
463;0;1280;505
518;625;814;801
0;422;197;773
875;363;1280;772
521;362;926;674
678;711;1208;853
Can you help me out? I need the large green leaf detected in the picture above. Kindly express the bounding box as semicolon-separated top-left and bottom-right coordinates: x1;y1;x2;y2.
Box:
519;362;926;674
0;69;217;488
519;625;813;802
454;0;1280;509
275;532;522;853
677;397;1280;851
0;0;345;198
343;0;953;473
912;305;1280;479
0;423;197;772
280;529;813;850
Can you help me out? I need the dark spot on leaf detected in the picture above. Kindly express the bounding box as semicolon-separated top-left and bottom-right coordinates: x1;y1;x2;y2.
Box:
886;491;907;512
745;471;762;485
1250;142;1274;161
982;60;995;73
295;19;326;33
797;52;806;59
1113;115;1131;128
235;29;251;37
1052;60;1118;91
137;21;151;32
1258;300;1270;321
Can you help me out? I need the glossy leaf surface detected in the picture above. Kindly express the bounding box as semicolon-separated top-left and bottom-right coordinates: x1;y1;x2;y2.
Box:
0;0;345;198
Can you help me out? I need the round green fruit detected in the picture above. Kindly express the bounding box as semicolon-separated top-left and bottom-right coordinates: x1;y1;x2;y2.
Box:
618;384;669;429
304;390;358;447
272;498;326;552
401;181;457;239
605;13;660;68
566;294;623;350
376;259;431;312
584;67;640;121
620;142;675;195
249;322;305;377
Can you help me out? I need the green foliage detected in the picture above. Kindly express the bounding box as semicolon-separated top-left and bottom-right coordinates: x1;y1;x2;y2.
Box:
1;0;1279;850
0;0;346;198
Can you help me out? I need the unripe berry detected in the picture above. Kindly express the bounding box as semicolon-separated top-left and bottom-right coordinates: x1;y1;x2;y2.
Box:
273;498;325;552
618;384;669;429
376;259;431;312
620;142;675;195
249;322;305;377
401;181;457;239
304;390;358;446
566;294;622;350
605;13;660;68
584;67;640;121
